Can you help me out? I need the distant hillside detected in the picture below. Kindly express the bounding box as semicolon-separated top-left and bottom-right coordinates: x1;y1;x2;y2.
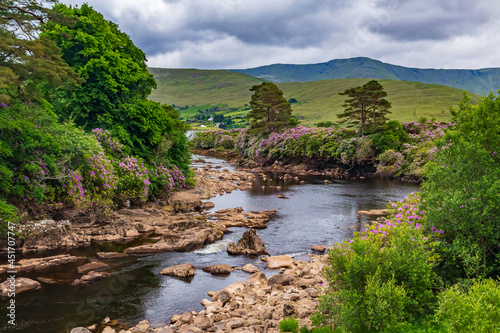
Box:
231;57;500;95
278;79;481;125
148;68;481;125
148;67;264;107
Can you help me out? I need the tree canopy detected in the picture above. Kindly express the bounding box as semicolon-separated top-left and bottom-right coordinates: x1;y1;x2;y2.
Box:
0;0;77;103
246;82;293;134
338;80;391;135
42;4;190;173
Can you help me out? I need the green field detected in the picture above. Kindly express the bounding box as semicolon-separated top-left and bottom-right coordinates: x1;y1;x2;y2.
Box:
148;68;482;126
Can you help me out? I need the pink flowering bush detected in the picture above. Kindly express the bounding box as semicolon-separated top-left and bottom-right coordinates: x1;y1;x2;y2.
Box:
148;162;186;200
376;149;406;176
91;128;126;158
116;156;150;203
314;193;441;331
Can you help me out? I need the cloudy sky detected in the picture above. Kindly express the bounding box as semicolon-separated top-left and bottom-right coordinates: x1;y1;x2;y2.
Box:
61;0;500;70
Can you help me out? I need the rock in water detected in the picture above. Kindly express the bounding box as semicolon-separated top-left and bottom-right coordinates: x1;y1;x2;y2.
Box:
202;264;232;275
70;328;91;333
227;229;268;255
0;277;41;297
160;263;195;278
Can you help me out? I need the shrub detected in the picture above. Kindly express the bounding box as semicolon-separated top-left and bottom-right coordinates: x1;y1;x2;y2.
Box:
376;149;406;176
116;156;150;204
280;316;299;333
422;92;500;280
435;278;500;332
314;193;441;332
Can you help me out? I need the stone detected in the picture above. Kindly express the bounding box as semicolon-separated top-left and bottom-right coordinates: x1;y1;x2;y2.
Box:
212;290;231;305
324;180;333;184
227;229;268;256
77;261;109;274
227;318;245;329
157;328;174;333
101;327;115;333
283;303;295;316
170;314;181;323
71;271;112;286
266;255;293;269
37;277;57;284
203;201;215;209
202;264;232;275
0;277;41;297
180;311;193;324
224;281;246;294
246;272;268;288
278;194;285;199
241;263;259;273
268;274;293;286
311;245;326;253
193;315;211;329
70;328;92;333
160;263;195;278
356;209;388;216
96;252;129;259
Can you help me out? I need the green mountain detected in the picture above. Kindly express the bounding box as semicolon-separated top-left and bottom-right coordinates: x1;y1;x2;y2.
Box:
231;57;500;95
148;67;481;125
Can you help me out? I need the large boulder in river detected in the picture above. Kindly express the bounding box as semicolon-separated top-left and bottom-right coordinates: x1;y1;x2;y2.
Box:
160;263;195;278
202;264;232;275
0;277;41;297
227;229;268;255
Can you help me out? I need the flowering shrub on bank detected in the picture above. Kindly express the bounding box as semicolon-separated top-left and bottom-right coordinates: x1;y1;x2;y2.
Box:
314;193;442;332
196;121;452;178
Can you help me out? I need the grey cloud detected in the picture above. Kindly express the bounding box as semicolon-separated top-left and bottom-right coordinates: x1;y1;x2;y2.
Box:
369;0;493;41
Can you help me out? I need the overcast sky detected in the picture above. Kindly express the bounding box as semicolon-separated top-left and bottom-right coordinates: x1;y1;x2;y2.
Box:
61;0;500;70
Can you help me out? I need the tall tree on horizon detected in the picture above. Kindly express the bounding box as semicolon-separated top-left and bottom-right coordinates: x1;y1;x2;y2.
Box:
337;80;391;135
246;82;293;134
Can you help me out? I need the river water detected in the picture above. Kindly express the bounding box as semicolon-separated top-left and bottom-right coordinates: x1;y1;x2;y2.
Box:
2;155;419;333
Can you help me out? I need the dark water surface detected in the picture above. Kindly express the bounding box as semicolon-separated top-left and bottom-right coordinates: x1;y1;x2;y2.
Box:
1;156;419;332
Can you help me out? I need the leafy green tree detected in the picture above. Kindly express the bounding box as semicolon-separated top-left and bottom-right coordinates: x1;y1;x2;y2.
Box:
0;0;77;103
338;80;391;135
246;82;293;134
422;92;500;280
43;4;191;173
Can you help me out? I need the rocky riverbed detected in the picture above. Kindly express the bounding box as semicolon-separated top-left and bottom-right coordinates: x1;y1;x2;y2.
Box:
70;253;329;333
0;165;273;296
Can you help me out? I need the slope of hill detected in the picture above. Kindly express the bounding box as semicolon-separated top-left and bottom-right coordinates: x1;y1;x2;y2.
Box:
148;67;264;107
148;68;481;125
231;57;500;95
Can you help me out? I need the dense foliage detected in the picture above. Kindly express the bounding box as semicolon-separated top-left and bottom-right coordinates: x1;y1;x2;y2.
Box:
0;3;191;232
195;121;450;178
422;93;500;280
0;102;186;231
42;4;191;174
314;194;441;332
0;0;78;103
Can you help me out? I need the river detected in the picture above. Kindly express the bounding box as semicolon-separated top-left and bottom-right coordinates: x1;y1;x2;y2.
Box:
1;155;419;333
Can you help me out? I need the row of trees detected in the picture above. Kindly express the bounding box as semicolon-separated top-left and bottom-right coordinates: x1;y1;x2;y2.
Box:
245;80;391;136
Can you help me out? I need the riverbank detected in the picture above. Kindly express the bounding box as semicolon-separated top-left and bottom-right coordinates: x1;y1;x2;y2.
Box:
78;254;329;333
191;147;422;183
0;165;269;292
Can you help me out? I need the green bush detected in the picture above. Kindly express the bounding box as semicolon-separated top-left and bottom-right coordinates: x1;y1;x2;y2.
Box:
435;278;500;332
280;316;299;333
422;92;500;280
314;194;441;332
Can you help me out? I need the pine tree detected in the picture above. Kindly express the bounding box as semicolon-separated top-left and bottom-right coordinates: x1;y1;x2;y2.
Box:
0;0;77;103
338;80;391;135
246;82;292;134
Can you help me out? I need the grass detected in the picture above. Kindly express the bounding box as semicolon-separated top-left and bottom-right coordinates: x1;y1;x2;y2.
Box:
148;68;482;126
